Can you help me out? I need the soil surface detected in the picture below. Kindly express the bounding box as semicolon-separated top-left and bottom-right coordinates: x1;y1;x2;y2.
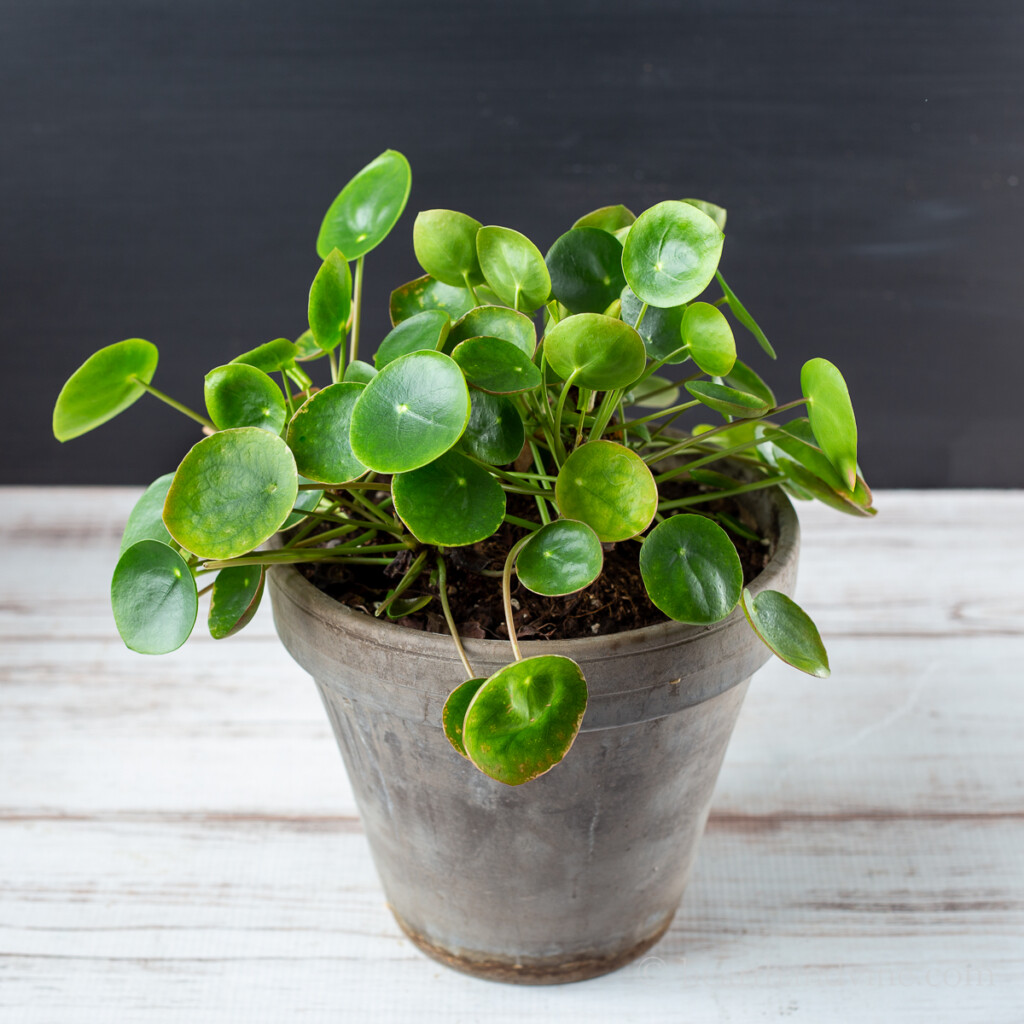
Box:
293;483;772;643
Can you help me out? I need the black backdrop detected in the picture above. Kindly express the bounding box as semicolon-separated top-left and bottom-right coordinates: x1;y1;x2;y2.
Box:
4;0;1022;486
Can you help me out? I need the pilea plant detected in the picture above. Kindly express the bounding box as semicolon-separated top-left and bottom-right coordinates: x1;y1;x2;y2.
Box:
53;149;874;787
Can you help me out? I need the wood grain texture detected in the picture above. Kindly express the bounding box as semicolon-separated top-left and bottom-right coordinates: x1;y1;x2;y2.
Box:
1;488;1022;1021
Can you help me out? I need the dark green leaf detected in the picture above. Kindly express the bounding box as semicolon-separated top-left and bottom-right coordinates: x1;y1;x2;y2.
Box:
685;380;771;418
120;473;175;553
459;390;526;466
516;519;603;596
286;382;367;484
716;272;776;359
462;655;588;785
446;305;536;357
443;677;487;758
389;273;478;326
721;359;776;407
639;514;742;623
209;565;266;639
545;226;626;315
451;337;543;394
741;588;830;677
620;285;687;363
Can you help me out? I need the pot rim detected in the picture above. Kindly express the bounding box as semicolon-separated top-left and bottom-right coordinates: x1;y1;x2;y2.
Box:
269;483;799;666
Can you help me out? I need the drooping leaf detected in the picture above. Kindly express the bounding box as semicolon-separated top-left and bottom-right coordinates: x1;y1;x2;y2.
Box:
639;514;742;624
716;272;776;359
476;226;551;312
620;285;688;363
392;450;505;546
516;519;603;596
208;565;266;639
111;540;198;654
773;419;872;506
374;309;451;368
741;588;830;677
545;226;626;315
53;338;159;441
451;337;543;394
389;273;478;326
443;677;488;758
462;655;588;785
801;358;859;490
316;149;411;260
413;209;483;287
622;201;724;308
446;305;536;358
204;363;287;434
572;204;636;233
685;380;771;418
163;428;298;560
543;313;646;390
681;301;736;377
286;382;367;484
307;249;352;353
119;473;176;553
459;390;526;466
349;350;470;473
555;441;658;542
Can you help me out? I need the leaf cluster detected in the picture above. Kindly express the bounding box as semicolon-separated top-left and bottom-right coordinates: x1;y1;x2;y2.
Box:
53;150;872;786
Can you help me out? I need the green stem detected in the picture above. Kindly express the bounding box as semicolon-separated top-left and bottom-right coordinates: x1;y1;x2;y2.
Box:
657;474;786;511
504;514;541;531
462;272;480;305
349;255;365;367
501;534;533;662
375;548;429;618
328;348;340;385
634;302;649;331
131;378;214;429
610;399;701;433
551;369;579;463
589;387;623;442
654;430;788;483
529;439;553;525
203;549;397;569
436;555;475;679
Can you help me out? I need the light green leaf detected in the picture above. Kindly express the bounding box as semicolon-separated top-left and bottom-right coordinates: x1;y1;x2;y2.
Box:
413;209;483;288
476;226;551;312
741;588;830;677
308;248;352;353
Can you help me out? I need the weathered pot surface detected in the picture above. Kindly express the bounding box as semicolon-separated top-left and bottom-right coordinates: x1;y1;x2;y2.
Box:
268;485;799;984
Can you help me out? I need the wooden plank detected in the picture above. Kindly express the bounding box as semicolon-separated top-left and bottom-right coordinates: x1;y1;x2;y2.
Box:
1;487;1022;1021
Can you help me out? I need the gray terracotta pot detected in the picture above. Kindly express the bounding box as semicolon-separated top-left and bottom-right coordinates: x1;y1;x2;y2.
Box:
267;484;799;984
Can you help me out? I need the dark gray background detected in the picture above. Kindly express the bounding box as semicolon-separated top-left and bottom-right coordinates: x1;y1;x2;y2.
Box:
4;0;1022;486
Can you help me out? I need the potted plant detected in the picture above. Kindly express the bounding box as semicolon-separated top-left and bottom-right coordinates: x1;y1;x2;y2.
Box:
53;149;874;984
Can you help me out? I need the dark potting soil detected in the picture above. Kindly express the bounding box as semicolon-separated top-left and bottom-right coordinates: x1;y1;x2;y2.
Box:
293;484;772;643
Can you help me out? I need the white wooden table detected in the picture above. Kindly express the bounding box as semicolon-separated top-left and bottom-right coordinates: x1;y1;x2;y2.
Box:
2;488;1021;1022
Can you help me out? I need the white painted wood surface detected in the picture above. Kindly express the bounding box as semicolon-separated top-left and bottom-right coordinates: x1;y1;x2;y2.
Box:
1;488;1021;1022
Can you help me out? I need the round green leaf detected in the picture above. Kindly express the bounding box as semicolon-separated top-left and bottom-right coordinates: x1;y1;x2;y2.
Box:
447;305;536;358
716;272;776;359
545;226;626;315
443;677;487;758
476;226;551;312
350;351;470;474
452;337;543;394
413;209;483;288
681;302;736;377
639;514;742;624
516;519;603;596
316;149;411;260
622;200;724;308
685;380;771;418
343;359;377;384
722;359;776;407
293;329;327;362
164;428;298;560
392;450;505;546
682;198;727;231
544;313;646;390
389;273;479;326
111;540;198;654
741;588;830;677
620;285;687;363
555;440;658;542
572;204;636;233
459;390;526;466
231;338;298;373
463;655;588;786
374;309;451;369
208;564;266;640
120;473;175;553
286;382;367;484
53;338;158;441
308;249;352;353
801;358;859;490
204;363;287;434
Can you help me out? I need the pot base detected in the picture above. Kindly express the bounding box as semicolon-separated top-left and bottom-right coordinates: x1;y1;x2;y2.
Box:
391;906;675;985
